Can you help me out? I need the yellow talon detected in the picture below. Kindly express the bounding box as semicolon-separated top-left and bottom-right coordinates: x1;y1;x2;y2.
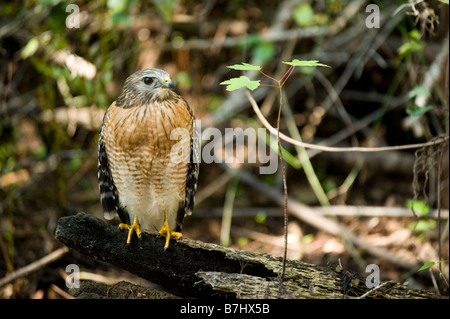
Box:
119;216;142;244
158;213;182;249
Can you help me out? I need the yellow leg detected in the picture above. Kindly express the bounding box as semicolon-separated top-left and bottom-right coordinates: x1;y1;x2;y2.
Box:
158;213;182;249
119;216;142;244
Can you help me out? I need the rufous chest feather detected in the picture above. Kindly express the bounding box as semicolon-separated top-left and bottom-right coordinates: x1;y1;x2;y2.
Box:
102;101;193;154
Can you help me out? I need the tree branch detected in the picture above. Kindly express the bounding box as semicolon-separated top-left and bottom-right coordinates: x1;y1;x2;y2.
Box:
245;89;449;152
55;212;442;299
0;246;69;288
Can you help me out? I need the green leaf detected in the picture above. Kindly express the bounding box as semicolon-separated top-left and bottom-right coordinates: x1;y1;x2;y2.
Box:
112;12;131;26
227;63;261;71
409;29;422;41
406;199;430;216
397;30;425;61
220;76;260;91
282;59;330;68
406;104;433;117
107;0;128;13
302;234;314;244
418;261;435;272
409;219;436;232
266;133;302;169
21;37;39;59
252;42;275;64
408;218;436;232
405;86;431;100
69;156;83;170
293;3;315;27
175;71;192;89
32;144;47;160
152;0;178;21
323;179;337;193
237;237;249;246
254;211;267;224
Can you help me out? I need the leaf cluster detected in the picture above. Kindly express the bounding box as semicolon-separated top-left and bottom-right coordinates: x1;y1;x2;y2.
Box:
220;60;330;91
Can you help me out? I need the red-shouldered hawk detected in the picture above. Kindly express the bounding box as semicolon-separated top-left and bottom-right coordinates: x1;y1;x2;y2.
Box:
98;68;199;249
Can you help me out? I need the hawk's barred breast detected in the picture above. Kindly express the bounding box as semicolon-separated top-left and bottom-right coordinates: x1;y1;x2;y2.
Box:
101;99;193;232
98;68;198;242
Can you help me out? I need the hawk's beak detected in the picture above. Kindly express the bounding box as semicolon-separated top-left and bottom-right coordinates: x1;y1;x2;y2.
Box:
162;76;175;89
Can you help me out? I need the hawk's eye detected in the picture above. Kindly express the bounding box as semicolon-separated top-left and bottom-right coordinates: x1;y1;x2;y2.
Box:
143;77;153;85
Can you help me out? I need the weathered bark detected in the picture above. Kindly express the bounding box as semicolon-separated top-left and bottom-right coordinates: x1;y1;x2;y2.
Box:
69;280;181;299
55;212;442;299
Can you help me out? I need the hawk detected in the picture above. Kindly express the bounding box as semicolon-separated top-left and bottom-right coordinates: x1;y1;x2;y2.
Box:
98;68;199;249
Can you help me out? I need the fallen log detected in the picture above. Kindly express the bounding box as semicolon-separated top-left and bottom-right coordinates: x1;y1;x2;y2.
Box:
54;212;442;299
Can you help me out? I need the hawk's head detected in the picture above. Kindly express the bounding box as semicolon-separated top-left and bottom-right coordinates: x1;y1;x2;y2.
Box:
116;68;176;108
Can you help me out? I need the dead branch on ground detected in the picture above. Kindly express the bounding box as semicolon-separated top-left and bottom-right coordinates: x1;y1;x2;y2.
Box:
54;212;442;299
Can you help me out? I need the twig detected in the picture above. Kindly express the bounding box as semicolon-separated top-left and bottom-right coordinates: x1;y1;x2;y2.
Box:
194;170;235;205
220;172;241;246
326;154;365;200
245;89;449;153
231;226;303;256
282;89;330;206
357;281;397;299
163;1;364;52
277;84;289;283
50;283;75;299
261;38;298;116
402;36;449;137
200;1;296;129
0;150;94;213
436;145;445;279
40;105;104;131
218;162;420;271
194;206;449;219
315;69;359;149
202;1;368;129
162;26;327;51
0;246;69;288
321;8;403;117
327;0;367;35
306;96;403;158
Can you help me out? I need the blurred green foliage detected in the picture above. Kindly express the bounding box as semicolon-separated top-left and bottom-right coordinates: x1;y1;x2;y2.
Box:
293;3;315;27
